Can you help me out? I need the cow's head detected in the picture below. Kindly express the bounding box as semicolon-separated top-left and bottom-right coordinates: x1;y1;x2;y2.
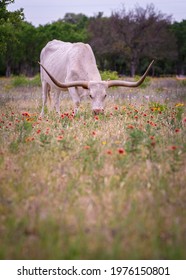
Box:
39;60;154;114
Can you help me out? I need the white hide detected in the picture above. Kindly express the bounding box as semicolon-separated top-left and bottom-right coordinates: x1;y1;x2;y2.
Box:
40;40;107;115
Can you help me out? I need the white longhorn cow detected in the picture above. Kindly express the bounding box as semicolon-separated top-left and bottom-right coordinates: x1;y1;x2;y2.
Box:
39;40;154;116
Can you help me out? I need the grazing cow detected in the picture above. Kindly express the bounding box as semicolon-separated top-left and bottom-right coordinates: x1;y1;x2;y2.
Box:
39;40;154;115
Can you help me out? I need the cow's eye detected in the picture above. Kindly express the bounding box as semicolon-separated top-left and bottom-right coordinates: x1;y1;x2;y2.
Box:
89;94;93;99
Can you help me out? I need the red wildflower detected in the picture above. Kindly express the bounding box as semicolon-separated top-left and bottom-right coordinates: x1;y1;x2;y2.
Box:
114;106;118;110
106;150;112;155
149;136;155;140
25;137;34;142
175;128;180;133
84;145;90;150
169;146;177;150
118;148;125;154
94;115;99;120
127;124;134;129
22;112;30;117
57;135;63;141
36;129;41;134
92;131;96;136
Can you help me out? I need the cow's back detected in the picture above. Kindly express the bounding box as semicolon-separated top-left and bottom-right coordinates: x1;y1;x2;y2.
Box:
40;40;101;86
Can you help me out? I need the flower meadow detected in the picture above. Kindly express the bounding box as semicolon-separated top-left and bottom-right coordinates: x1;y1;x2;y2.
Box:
0;77;186;259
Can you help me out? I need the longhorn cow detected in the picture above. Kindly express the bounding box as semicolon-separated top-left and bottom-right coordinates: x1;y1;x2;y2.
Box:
39;40;154;116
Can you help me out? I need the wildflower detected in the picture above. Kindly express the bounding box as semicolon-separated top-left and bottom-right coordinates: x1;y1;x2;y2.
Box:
175;128;180;133
169;146;177;150
149;136;155;140
134;116;138;120
36;129;41;134
106;150;112;155
127;124;134;129
94;115;99;120
114;106;118;110
175;103;184;107
143;113;147;117
84;145;90;150
22;112;30;117
57;135;63;141
118;148;125;154
92;131;96;136
25;137;34;142
102;141;107;145
68;115;74;120
183;117;186;123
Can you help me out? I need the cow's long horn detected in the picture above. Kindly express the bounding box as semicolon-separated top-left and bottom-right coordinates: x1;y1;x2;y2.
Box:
38;62;89;89
107;60;154;88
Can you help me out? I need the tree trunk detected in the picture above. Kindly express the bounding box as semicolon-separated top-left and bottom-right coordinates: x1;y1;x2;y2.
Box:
6;61;11;77
130;60;136;77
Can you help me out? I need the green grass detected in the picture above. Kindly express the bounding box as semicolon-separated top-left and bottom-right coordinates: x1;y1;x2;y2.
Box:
0;77;186;259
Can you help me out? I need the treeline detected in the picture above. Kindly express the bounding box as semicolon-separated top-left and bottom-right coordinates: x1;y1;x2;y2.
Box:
0;0;186;77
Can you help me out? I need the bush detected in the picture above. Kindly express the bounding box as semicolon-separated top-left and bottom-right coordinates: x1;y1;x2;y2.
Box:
100;70;119;81
135;75;151;88
12;74;41;87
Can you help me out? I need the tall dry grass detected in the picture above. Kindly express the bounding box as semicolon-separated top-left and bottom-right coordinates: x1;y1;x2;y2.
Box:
0;77;185;259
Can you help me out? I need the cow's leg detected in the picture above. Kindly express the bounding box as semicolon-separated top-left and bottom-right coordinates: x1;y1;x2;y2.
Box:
40;81;49;117
69;87;81;115
53;89;61;114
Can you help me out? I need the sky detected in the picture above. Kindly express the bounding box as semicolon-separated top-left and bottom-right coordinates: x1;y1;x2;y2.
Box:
8;0;186;26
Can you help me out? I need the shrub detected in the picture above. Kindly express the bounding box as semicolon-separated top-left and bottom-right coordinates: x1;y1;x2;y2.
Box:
100;70;119;81
135;75;151;88
12;74;41;87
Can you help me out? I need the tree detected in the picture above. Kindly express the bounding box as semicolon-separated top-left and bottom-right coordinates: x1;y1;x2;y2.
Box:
110;4;177;76
171;20;186;75
0;0;24;76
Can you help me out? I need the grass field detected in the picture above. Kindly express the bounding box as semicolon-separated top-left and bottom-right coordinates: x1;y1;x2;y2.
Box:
0;76;186;259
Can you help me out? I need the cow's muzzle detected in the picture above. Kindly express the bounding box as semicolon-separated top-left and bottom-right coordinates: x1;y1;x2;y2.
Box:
93;109;104;115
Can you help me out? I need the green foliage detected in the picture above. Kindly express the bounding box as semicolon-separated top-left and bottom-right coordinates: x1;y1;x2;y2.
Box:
0;0;24;75
0;2;186;78
149;102;168;112
135;75;151;88
12;74;41;87
100;70;119;80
